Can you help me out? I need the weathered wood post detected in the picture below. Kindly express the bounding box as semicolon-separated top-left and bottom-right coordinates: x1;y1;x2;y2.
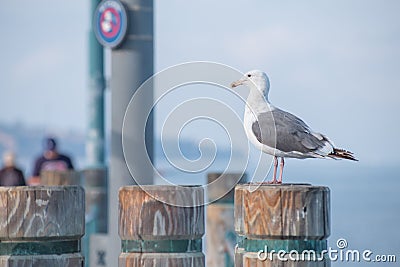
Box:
81;168;108;267
234;184;330;266
0;186;85;266
82;168;108;233
40;170;81;185
206;173;246;267
119;185;205;266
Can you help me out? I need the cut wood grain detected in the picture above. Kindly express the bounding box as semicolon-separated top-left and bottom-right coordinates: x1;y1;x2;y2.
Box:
0;186;85;266
119;186;204;241
234;184;330;267
235;184;330;239
119;185;205;267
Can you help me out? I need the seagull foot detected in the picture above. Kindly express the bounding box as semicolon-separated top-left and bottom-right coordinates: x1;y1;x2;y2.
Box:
257;180;282;185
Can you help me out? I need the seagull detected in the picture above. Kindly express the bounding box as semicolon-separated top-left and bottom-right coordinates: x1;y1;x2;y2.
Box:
231;70;357;184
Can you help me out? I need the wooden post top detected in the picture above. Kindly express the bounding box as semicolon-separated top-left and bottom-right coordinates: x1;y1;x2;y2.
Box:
235;183;328;191
235;183;330;240
0;186;85;241
119;185;204;241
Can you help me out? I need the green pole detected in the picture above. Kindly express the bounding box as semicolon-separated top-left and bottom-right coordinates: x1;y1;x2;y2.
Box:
84;1;106;266
86;0;105;168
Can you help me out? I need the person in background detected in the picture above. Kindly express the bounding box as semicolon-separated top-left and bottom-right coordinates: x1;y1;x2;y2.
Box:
28;137;74;185
0;151;26;186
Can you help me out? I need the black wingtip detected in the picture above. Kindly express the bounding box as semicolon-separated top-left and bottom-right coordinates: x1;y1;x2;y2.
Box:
330;148;358;161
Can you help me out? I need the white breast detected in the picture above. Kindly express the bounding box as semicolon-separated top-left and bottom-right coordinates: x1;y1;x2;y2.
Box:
244;106;277;156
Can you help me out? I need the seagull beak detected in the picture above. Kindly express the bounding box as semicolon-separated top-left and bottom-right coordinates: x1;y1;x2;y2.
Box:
231;78;244;88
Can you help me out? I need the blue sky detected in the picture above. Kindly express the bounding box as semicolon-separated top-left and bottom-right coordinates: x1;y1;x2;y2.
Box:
0;0;399;167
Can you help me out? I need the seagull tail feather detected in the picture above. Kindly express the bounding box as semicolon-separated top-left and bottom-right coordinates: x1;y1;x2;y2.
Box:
329;148;358;161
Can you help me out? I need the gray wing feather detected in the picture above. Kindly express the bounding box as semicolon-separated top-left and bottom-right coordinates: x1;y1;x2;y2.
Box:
252;109;327;153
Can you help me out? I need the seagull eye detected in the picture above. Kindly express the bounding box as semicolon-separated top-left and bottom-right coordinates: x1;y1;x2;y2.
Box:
247;74;252;77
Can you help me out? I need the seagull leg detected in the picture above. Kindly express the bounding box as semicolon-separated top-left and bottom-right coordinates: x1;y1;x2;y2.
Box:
271;156;278;184
259;156;279;184
277;158;284;184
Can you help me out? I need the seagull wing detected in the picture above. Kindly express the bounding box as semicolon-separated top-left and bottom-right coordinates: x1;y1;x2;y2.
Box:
252;109;333;156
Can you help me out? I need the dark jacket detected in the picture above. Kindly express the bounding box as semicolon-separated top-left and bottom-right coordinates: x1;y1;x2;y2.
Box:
0;166;26;186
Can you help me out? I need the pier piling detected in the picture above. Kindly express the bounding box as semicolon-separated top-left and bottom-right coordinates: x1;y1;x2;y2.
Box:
206;173;246;267
234;184;331;266
118;185;205;266
0;186;85;266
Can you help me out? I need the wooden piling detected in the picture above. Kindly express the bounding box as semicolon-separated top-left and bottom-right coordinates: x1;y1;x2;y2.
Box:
206;173;246;267
81;168;108;233
40;170;81;185
119;185;205;267
234;184;330;266
0;186;85;266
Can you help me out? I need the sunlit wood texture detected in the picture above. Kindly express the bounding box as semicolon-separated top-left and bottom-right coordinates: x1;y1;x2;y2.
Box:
235;184;330;267
0;186;85;266
119;185;205;267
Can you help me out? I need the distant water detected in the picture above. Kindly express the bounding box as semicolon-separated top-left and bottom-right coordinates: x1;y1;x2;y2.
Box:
156;160;399;267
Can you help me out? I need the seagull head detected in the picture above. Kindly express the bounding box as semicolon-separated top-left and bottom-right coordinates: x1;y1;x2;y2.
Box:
231;70;271;99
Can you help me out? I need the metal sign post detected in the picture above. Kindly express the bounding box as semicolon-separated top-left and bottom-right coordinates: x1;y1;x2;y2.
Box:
93;0;154;265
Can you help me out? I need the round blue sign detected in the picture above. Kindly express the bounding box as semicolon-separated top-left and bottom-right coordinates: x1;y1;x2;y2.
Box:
94;0;128;48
